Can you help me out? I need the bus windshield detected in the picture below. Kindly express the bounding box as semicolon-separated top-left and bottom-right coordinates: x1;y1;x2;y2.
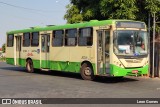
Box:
113;30;148;56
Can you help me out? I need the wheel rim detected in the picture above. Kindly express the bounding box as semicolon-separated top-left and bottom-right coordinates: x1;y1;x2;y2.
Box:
84;67;91;76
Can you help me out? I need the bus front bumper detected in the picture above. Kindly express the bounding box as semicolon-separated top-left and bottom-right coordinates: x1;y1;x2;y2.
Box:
110;64;149;77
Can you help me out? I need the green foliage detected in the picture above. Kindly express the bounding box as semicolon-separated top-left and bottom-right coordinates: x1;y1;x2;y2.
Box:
64;0;102;23
145;0;160;13
64;0;139;22
64;0;160;32
2;44;6;53
64;4;83;23
100;0;138;19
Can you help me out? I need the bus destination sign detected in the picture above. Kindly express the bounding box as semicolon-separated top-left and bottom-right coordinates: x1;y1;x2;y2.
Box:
116;21;145;29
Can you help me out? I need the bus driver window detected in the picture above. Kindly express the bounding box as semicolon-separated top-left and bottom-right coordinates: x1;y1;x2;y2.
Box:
135;33;145;52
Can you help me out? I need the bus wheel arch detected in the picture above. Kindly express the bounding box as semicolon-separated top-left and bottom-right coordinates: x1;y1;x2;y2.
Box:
80;61;95;80
26;58;34;73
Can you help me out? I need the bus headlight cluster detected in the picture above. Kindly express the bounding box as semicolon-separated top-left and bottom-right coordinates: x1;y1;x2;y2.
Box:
145;61;149;65
114;61;123;67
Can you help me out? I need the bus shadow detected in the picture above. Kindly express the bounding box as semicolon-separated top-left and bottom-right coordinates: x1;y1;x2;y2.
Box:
0;66;26;72
93;76;138;84
34;70;139;83
0;66;138;83
0;66;82;79
35;70;83;80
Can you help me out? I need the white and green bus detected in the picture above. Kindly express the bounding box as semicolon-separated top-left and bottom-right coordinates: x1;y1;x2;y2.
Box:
6;20;149;80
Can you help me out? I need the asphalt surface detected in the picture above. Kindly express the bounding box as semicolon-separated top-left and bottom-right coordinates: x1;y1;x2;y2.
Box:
0;62;160;107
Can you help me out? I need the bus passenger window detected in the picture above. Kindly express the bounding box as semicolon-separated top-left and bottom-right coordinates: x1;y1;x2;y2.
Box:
7;34;14;47
52;30;64;46
78;27;93;46
31;32;39;46
65;29;77;46
23;33;30;47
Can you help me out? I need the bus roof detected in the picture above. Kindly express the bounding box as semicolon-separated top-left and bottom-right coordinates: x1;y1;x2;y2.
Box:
7;19;145;34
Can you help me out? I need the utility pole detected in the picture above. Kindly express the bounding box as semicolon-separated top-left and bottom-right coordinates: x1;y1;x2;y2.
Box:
152;12;156;78
148;13;151;77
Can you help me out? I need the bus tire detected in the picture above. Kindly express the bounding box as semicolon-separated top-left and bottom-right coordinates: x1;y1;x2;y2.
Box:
80;63;95;80
26;59;34;73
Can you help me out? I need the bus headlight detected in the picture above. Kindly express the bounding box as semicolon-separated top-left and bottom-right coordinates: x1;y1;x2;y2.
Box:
114;61;123;68
145;60;149;65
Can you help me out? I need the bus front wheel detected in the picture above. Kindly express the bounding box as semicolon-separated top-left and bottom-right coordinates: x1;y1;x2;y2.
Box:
26;59;34;73
80;63;95;80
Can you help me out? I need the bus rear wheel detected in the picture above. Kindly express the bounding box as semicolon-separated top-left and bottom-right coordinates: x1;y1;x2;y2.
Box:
26;59;34;73
80;63;95;80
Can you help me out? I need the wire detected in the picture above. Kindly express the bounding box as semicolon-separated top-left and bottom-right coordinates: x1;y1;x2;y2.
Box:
0;1;55;12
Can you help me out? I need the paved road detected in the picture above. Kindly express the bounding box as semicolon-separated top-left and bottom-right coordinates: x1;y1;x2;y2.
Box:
0;62;160;107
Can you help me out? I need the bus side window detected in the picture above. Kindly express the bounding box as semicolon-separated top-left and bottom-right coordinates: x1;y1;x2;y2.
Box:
52;30;64;46
31;32;39;47
78;27;93;46
65;29;77;46
7;34;14;47
23;33;30;47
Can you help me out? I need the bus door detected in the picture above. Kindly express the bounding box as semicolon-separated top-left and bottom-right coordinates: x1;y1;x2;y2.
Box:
97;30;110;75
15;36;22;65
41;34;50;69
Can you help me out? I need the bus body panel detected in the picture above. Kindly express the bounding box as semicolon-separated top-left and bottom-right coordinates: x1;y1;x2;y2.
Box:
6;47;14;65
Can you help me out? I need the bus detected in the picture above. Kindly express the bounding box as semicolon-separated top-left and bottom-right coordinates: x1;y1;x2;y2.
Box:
6;20;149;80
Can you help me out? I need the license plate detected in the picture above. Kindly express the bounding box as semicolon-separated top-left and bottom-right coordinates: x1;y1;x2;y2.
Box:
132;70;138;73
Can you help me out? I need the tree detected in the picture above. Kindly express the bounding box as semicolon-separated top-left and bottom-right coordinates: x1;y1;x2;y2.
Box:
64;0;160;32
100;0;138;20
2;44;6;53
64;0;103;23
64;4;83;24
136;0;160;32
146;0;160;33
64;0;138;23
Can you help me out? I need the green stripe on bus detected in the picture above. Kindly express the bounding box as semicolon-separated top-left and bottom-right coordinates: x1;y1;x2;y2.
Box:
6;58;96;74
6;58;148;76
6;58;14;65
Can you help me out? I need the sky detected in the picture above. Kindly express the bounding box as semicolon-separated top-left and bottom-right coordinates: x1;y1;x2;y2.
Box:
0;0;70;47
